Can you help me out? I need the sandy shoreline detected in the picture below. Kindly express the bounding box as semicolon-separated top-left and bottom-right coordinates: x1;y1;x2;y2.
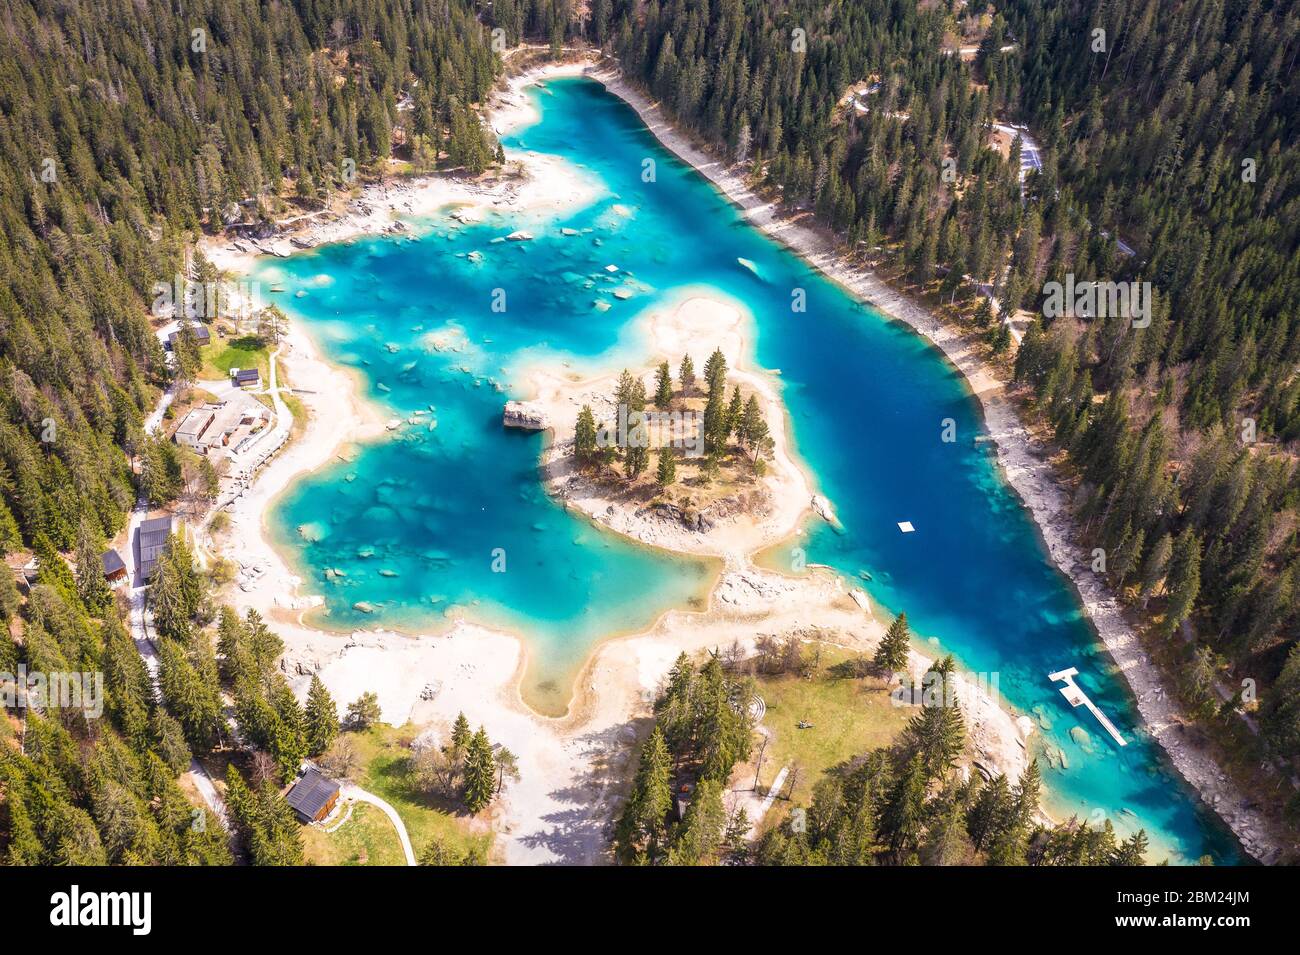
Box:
196;56;1275;863
578;68;1283;861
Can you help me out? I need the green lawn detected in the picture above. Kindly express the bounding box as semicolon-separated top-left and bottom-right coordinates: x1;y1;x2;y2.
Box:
751;644;913;805
301;802;405;866
348;726;492;862
201;335;269;382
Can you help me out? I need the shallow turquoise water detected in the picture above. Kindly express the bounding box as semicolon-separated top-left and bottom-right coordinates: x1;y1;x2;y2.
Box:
261;78;1240;863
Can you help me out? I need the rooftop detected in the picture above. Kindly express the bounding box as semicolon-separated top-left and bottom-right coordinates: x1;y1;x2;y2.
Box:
285;768;340;821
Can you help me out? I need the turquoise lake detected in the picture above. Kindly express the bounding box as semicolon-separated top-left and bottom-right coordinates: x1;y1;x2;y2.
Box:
259;77;1241;863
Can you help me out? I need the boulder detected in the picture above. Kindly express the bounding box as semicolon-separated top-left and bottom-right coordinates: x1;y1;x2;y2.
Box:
502;400;549;431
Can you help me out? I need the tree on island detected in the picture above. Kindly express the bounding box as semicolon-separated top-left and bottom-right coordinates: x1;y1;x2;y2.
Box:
574;405;597;466
739;394;770;460
615;371;649;479
704;347;728;396
678;354;696;395
654;361;674;408
656;447;677;488
874;612;911;674
305;674;340;756
703;389;728;456
726;385;743;438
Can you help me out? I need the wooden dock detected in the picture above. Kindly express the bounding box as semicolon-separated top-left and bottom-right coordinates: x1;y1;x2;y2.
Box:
1048;667;1127;747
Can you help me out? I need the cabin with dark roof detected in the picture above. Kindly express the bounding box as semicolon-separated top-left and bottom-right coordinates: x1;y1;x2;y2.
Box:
136;515;174;580
101;549;127;583
230;367;260;388
285;768;340;823
166;324;212;350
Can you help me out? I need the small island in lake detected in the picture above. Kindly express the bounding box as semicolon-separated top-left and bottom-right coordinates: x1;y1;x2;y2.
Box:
516;296;823;557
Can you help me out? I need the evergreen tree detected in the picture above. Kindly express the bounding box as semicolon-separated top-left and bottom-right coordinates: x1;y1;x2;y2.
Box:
703;347;728;396
907;656;966;780
678;354;696;395
654;361;674;408
346;692;382;731
73;520;112;616
1162;528;1202;637
450;712;472;755
574;405;598;465
614;726;673;864
874;612;911;674
726;386;743;438
462;727;496;814
656;448;677;488
739;394;769;459
879;754;928;861
305;675;340;757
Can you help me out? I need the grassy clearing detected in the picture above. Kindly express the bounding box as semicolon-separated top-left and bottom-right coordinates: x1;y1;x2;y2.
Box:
749;643;913;805
301;802;405;866
348;726;492;862
201;334;269;381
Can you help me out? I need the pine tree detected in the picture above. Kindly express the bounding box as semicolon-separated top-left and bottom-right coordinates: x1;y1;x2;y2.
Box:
614;726;674;864
305;675;340;757
1111;828;1149;865
462;727;496;814
1139;532;1173;607
726;386;743;437
703;389;727;456
656;448;676;488
678;354;696;395
1162;527;1202;637
703;347;728;396
574;405;597;465
666;778;727;865
270;681;308;781
907;657;966;780
346;691;381;730
879;754;928;861
874;612;911;674
739;394;769;459
654;361;674;408
73;519;112;616
450;712;472;755
966;774;1012;852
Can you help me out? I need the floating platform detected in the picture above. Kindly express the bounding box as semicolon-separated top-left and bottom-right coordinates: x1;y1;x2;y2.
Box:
1048;667;1127;747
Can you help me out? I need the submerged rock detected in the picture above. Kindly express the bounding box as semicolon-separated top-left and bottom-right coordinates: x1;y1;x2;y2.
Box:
811;495;841;528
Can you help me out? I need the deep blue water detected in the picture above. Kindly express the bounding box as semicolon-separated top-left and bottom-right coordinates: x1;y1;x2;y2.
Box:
260;77;1240;863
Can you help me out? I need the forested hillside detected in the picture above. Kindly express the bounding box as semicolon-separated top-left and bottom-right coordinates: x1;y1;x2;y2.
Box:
607;0;1300;787
0;0;509;864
